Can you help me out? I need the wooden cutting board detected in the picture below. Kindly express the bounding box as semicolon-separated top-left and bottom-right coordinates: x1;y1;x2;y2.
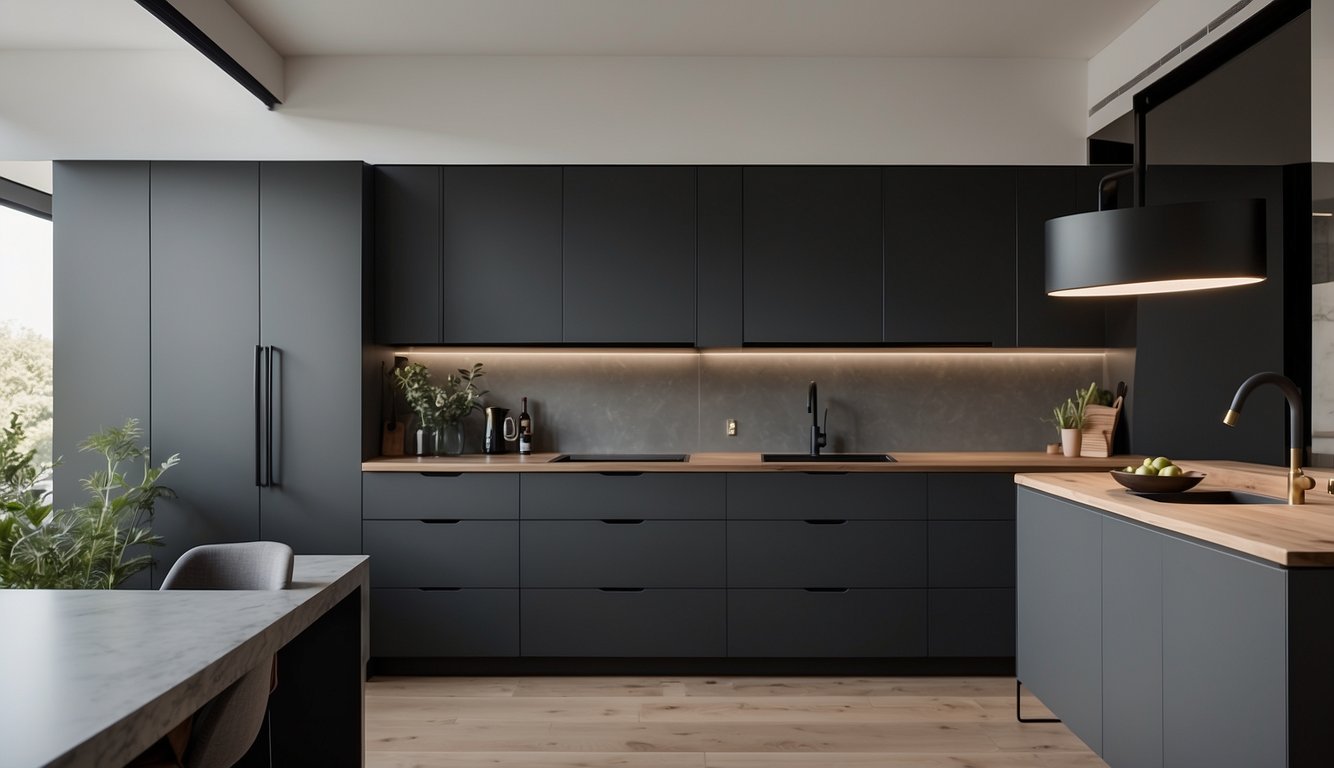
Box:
380;420;405;457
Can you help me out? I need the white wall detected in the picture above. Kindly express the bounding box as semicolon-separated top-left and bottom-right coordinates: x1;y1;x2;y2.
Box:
1087;0;1277;135
0;50;1088;164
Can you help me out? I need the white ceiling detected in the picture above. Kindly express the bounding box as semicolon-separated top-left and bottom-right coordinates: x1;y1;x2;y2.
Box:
0;0;186;49
0;0;1156;59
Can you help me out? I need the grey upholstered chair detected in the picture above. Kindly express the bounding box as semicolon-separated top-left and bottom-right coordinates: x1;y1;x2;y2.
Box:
160;541;294;768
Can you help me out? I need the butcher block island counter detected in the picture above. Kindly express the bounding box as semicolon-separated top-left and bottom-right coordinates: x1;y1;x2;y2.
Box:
1015;462;1334;768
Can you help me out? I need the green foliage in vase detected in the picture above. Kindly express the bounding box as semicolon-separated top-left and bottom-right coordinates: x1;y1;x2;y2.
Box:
1043;381;1103;435
393;361;488;428
0;417;179;589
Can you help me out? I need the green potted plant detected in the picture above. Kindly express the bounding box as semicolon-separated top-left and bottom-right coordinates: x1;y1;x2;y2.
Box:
1045;382;1101;458
393;362;487;455
0;415;179;589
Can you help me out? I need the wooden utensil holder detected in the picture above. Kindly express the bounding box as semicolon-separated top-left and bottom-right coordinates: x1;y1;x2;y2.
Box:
1080;395;1123;458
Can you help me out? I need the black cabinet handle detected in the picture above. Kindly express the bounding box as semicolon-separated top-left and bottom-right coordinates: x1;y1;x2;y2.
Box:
265;346;276;487
598;587;645;592
598;471;644;477
804;587;850;593
253;345;264;487
420;472;463;478
803;519;848;525
420;519;461;524
600;519;645;525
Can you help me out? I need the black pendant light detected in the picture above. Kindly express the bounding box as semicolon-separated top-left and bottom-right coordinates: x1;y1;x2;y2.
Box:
1043;0;1299;298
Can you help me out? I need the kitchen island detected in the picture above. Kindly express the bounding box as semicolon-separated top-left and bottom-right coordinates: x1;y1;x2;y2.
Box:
0;555;369;768
1016;463;1334;768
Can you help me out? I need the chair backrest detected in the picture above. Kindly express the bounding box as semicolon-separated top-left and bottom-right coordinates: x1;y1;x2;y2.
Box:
160;542;293;768
160;541;294;591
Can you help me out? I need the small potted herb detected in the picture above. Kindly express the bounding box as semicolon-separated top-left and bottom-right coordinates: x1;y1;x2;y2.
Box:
1045;382;1101;458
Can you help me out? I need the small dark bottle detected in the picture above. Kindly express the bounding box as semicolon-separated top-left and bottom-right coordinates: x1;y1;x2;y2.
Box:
518;397;533;455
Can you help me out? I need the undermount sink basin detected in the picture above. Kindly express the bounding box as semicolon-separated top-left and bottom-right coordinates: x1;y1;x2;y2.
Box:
761;453;897;463
550;453;689;463
1130;490;1284;505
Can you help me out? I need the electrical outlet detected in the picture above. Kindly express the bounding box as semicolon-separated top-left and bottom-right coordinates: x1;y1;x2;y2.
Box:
726;419;738;437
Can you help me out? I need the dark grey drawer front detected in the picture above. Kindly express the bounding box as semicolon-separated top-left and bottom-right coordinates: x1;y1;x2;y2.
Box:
522;521;724;588
728;589;928;657
929;521;1015;588
520;473;725;519
521;589;726;657
362;472;519;520
726;473;926;520
728;521;926;588
364;520;517;588
929;588;1015;657
928;473;1016;520
371;588;519;657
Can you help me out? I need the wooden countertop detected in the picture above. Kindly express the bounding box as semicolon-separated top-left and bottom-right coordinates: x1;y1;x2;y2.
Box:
1017;461;1334;567
363;451;1136;473
0;556;368;768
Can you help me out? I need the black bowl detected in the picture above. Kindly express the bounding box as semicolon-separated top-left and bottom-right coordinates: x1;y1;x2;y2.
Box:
1110;469;1206;493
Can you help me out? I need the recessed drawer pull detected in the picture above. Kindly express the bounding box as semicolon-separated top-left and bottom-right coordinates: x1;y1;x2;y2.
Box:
804;587;850;593
598;471;644;477
803;519;848;525
600;519;645;524
418;587;462;591
420;472;463;478
802;471;848;476
420;519;461;524
598;587;645;592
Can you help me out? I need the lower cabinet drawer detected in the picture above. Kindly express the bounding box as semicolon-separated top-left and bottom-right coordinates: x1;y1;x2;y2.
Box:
728;589;928;657
728;521;926;587
928;521;1016;588
929;588;1015;657
521;521;724;588
364;520;517;588
371;588;519;657
522;589;726;657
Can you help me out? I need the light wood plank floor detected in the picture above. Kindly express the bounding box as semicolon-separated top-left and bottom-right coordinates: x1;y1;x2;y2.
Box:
365;676;1108;768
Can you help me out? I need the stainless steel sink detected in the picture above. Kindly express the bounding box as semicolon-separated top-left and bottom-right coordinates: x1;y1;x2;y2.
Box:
760;453;897;463
1130;490;1283;505
550;453;689;462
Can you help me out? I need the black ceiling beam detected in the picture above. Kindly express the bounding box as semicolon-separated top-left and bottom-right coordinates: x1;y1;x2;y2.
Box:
0;177;53;220
134;0;281;110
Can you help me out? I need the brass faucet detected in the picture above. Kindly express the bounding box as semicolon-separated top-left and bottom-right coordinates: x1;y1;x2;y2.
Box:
1224;372;1316;504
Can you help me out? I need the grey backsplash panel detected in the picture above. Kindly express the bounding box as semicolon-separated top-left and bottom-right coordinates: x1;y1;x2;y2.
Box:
402;351;1107;454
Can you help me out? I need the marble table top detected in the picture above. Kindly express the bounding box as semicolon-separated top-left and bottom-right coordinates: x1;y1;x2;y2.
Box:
0;555;368;768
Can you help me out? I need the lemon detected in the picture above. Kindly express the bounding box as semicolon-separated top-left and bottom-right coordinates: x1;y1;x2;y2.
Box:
1151;456;1174;471
1135;465;1156;476
1159;465;1183;477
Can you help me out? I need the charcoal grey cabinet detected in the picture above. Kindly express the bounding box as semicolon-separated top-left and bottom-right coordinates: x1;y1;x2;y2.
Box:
149;162;263;574
884;167;1017;346
696;166;743;347
1015;166;1116;346
562;166;696;343
1016;489;1102;754
742;167;883;344
56;161;369;582
373;165;440;344
1019;487;1334;768
441;167;562;343
728;589;928;657
1162;535;1285;768
927;474;1016;657
1102;515;1163;768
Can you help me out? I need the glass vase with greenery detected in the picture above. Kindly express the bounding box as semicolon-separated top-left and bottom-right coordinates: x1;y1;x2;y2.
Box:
392;362;488;454
0;416;179;589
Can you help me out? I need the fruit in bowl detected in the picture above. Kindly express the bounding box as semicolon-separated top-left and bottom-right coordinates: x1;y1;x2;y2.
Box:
1111;456;1205;492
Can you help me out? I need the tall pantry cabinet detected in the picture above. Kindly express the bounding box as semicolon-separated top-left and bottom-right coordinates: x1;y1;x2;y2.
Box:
53;161;370;584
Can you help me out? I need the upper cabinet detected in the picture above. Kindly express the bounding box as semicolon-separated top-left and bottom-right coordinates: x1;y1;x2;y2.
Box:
884;167;1017;346
1015;166;1116;347
372;164;1112;348
562;166;697;344
742;167;883;344
441;167;563;344
375;166;441;345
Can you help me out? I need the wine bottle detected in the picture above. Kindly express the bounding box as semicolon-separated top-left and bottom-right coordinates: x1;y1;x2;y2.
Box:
518;397;533;455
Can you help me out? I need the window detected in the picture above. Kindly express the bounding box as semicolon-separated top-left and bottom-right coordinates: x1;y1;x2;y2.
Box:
0;195;54;467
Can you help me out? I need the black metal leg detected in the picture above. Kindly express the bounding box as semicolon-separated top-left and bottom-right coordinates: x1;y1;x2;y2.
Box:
1016;679;1061;723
